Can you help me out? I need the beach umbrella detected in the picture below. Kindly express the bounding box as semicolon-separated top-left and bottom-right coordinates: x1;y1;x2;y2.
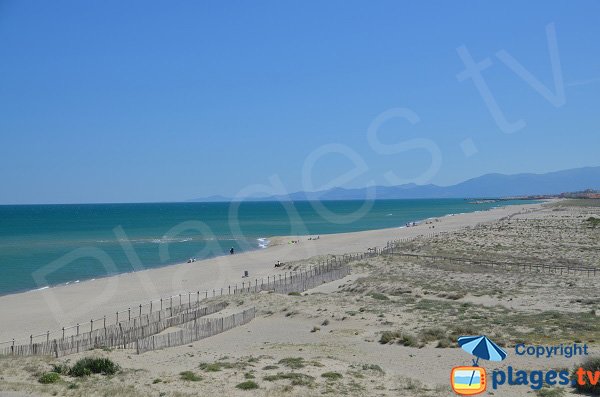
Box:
458;335;507;387
458;335;507;365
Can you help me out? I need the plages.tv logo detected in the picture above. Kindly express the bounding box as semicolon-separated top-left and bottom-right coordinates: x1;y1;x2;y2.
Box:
451;335;507;395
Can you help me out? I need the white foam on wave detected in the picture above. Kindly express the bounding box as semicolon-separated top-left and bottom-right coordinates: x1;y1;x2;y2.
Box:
149;237;193;244
257;237;270;249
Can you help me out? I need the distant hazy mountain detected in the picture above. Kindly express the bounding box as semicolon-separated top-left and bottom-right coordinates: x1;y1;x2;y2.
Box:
189;166;600;202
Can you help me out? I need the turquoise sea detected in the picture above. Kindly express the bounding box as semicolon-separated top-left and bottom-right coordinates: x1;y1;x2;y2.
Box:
0;199;529;296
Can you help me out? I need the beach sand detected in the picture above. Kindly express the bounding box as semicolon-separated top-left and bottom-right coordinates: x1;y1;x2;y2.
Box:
4;200;600;397
0;203;540;343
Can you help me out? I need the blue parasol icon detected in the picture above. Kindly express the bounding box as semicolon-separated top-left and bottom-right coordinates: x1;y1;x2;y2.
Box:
458;335;507;386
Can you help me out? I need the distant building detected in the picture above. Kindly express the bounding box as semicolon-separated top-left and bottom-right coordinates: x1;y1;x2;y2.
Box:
559;189;600;199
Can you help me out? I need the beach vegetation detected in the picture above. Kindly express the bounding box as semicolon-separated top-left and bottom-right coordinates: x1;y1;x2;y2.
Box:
263;372;315;386
199;361;233;372
179;371;202;381
288;292;301;296
419;327;447;342
572;356;600;395
236;380;259;390
244;372;255;379
360;364;384;374
450;325;479;340
278;357;305;369
398;333;419;347
38;372;61;384
51;363;70;375
262;365;279;370
535;387;565;397
69;357;119;377
368;292;389;300
405;378;421;390
437;291;466;300
585;217;600;228
379;331;400;344
321;371;343;380
348;371;364;379
379;330;419;347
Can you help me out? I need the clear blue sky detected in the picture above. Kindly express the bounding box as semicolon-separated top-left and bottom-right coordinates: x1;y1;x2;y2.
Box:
1;1;599;204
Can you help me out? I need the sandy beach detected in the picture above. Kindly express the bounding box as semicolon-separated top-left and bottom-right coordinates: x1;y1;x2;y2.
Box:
0;203;539;343
3;199;600;397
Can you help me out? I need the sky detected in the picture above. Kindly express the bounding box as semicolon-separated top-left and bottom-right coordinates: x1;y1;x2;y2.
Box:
0;0;599;204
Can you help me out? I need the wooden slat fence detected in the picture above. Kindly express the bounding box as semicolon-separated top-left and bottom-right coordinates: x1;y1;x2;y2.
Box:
2;236;415;357
382;248;600;277
135;307;256;354
262;265;351;294
1;302;227;358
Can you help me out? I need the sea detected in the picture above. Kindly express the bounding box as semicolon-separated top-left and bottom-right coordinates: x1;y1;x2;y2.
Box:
0;199;530;296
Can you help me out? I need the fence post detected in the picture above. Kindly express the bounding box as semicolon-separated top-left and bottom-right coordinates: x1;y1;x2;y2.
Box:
229;285;231;295
62;327;65;339
128;308;131;321
11;339;14;355
46;331;50;343
30;335;32;346
76;323;80;336
189;292;191;308
90;319;93;333
179;294;182;306
103;316;106;329
139;304;142;317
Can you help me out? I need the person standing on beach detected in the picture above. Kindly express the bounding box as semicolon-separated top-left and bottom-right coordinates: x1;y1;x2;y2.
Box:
230;247;234;255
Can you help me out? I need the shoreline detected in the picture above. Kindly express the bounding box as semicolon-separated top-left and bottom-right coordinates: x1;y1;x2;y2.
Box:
0;201;544;342
0;201;540;298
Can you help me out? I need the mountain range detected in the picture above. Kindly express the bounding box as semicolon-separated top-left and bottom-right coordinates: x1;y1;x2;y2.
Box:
190;166;600;202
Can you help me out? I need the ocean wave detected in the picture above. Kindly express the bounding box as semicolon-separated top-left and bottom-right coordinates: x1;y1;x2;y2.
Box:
120;237;197;244
257;237;270;249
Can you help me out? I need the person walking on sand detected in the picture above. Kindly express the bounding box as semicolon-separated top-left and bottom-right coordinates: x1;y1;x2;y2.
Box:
230;247;234;255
